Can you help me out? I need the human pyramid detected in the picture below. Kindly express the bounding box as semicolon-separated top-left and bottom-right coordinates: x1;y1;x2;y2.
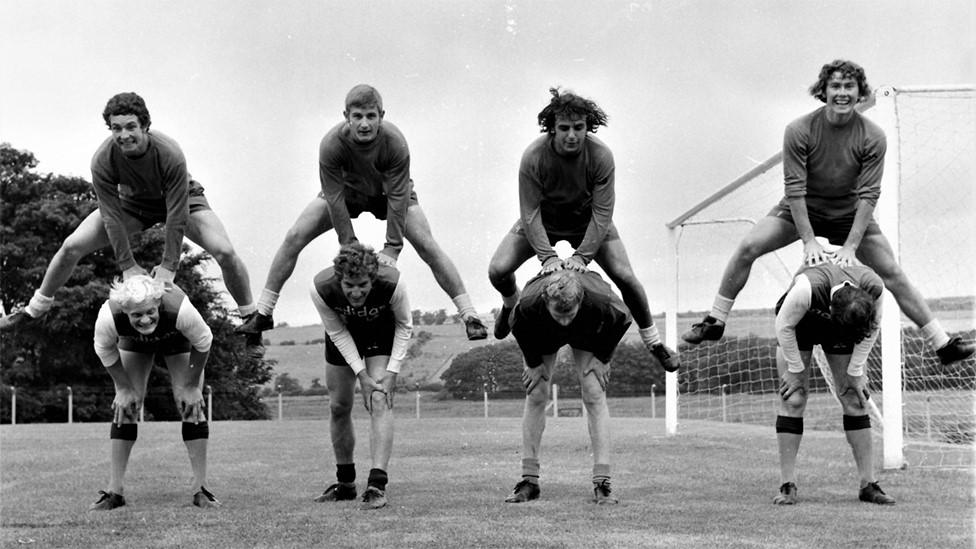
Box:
2;59;972;511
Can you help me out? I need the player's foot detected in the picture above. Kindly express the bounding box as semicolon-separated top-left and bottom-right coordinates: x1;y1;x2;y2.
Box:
504;479;539;503
592;480;618;505
359;486;387;510
493;305;513;340
0;311;35;332
681;316;725;345
936;336;975;365
236;312;274;335
464;316;488;341
313;482;357;502
193;486;221;508
772;482;797;505
858;482;895;505
89;490;126;511
243;332;266;360
649;343;680;372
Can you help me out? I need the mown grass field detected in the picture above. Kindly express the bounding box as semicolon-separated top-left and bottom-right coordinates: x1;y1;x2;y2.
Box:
2;416;973;548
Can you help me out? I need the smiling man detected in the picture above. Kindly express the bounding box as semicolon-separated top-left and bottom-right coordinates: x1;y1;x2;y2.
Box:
237;84;486;342
488;87;678;372
0;92;259;356
682;60;974;366
308;242;411;511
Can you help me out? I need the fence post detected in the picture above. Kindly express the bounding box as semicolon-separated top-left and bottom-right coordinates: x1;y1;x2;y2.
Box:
551;384;558;418
140;401;145;423
277;386;283;421
651;384;656;419
721;384;728;423
67;386;73;424
10;386;15;425
415;391;420;419
206;385;213;422
483;384;488;419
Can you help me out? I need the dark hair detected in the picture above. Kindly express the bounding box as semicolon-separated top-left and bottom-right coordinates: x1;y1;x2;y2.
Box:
102;92;151;128
333;241;379;281
541;271;584;313
345;84;384;112
808;60;871;103
537;87;608;134
830;285;878;344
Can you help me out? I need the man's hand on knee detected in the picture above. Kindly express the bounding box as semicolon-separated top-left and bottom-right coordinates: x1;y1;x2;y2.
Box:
522;364;548;394
582;360;611;392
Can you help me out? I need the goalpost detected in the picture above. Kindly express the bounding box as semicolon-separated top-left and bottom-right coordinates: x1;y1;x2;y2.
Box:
664;85;975;469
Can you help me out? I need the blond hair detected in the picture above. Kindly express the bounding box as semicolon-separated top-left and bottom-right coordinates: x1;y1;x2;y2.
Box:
108;275;165;310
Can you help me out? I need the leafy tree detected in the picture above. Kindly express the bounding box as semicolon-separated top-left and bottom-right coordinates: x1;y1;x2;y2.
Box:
0;143;271;422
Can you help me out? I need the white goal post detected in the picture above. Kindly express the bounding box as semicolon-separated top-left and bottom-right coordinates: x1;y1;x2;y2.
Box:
664;84;975;469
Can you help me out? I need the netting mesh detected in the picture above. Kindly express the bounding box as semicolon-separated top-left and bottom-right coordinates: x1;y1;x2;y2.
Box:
671;87;975;468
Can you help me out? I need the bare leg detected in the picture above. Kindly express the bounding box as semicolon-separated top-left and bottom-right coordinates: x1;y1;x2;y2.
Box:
262;198;334;295
716;216;799;302
365;356;394;471
38;210;117;298
594;237;652;328
326;361;357;464
107;351;154;495
185;210;254;310
487;228;536;299
404;204;467;299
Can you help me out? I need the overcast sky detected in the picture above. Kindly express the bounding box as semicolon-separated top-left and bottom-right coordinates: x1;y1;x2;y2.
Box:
2;0;973;326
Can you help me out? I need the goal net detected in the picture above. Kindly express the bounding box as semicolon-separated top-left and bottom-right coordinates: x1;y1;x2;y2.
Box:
664;85;975;469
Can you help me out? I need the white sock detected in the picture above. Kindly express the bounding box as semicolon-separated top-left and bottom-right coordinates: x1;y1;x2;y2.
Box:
451;293;477;319
710;295;734;323
238;303;257;317
920;319;950;350
639;325;662;347
257;289;279;316
25;291;54;318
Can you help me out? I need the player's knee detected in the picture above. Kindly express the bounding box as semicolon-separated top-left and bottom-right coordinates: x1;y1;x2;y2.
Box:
368;389;386;410
734;238;768;263
525;386;549;406
330;399;353;418
57;236;90;262
206;244;236;267
110;422;138;440
838;391;866;415
781;390;807;414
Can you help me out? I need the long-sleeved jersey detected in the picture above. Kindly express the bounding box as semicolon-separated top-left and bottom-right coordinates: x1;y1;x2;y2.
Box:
310;265;412;375
775;263;883;375
780;107;886;218
518;134;615;264
93;286;212;366
512;270;632;367
319;121;413;259
91;130;195;272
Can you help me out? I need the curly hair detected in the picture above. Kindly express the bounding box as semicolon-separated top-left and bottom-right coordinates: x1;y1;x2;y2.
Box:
808;59;871;103
537;87;609;134
541;271;584;313
333;241;380;281
345;84;384;112
830;284;878;344
108;275;165;311
102;92;151;129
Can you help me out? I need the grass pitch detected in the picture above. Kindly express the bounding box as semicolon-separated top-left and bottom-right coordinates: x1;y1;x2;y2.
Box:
2;417;973;548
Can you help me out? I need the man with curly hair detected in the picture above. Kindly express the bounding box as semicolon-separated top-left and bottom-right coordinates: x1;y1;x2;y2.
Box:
503;270;632;505
237;84;487;343
309;242;411;510
488;87;677;372
89;275;219;510
682;60;974;366
772;262;894;505
1;92;261;356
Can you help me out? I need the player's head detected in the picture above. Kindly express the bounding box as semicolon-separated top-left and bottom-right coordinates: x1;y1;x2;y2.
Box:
103;92;152;156
830;284;878;344
103;92;151;129
538;87;608;156
344;84;385;144
542;271;584;326
333;242;380;307
109;274;165;335
808;60;871;103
